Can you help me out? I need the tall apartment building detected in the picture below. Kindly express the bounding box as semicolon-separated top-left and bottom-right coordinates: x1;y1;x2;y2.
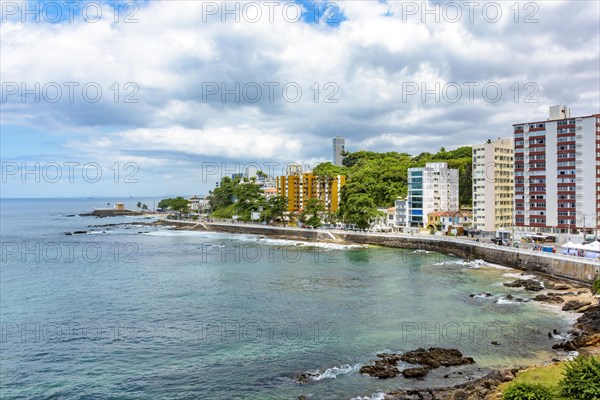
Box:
395;197;408;228
407;162;459;227
472;138;514;232
333;136;345;166
513;105;600;233
276;172;346;212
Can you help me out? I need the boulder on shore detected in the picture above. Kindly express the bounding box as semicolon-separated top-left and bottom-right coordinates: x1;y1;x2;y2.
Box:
534;293;565;304
575;305;600;333
503;279;544;291
546;283;571;290
385;368;521;399
562;300;592;311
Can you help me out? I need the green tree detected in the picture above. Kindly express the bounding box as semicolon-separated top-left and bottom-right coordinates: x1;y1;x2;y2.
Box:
233;182;265;220
301;199;325;228
341;193;383;230
312;162;346;178
208;176;236;211
157;197;190;215
136;201;142;210
267;195;288;225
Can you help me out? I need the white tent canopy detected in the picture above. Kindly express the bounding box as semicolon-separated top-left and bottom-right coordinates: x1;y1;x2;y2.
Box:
562;241;585;249
582;241;600;252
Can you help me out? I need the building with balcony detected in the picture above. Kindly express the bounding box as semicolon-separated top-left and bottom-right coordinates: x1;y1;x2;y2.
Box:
276;172;346;212
472;138;514;232
513;105;600;233
395;197;408;228
408;162;459;227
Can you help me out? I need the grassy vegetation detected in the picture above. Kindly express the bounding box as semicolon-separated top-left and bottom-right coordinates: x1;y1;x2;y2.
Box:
498;362;567;399
498;356;600;400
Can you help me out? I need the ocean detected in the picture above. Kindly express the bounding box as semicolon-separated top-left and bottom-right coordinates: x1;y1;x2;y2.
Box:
0;198;575;399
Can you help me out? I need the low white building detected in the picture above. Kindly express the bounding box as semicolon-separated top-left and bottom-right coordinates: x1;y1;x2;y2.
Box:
188;195;210;213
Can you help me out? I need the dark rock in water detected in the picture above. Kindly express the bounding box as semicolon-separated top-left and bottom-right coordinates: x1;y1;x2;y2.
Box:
64;232;72;236
400;348;475;369
360;348;475;381
503;279;543;291
491;341;500;346
402;367;430;379
553;329;560;335
562;300;592;311
298;396;308;400
534;294;565;304
296;371;318;384
469;294;475;298
73;231;87;234
486;293;492;297
360;364;400;379
505;294;513;300
66;214;75;217
359;353;402;379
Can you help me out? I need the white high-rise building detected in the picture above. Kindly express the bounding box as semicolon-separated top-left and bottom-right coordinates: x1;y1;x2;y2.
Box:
332;136;345;166
408;162;459;228
472;138;514;232
514;106;600;234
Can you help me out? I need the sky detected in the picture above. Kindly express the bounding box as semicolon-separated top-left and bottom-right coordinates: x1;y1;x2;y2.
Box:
1;0;599;198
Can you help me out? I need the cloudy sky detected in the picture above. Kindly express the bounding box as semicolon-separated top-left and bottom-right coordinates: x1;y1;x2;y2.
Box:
1;0;599;198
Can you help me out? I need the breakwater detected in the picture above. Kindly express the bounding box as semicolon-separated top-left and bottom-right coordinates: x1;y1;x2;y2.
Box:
156;220;600;285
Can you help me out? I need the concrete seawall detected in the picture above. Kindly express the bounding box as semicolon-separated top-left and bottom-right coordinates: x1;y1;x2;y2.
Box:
156;220;600;285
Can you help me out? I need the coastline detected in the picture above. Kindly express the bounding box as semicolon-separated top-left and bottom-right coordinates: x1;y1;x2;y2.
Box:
155;219;600;286
84;218;600;399
151;219;599;399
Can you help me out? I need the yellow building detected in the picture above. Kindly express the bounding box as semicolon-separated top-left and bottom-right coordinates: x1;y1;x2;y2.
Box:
276;173;346;212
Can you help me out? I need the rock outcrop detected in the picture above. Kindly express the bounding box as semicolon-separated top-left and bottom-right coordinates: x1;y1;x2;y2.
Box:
385;368;521;399
359;353;401;379
562;300;592;311
360;348;475;380
534;293;565;304
503;279;543;291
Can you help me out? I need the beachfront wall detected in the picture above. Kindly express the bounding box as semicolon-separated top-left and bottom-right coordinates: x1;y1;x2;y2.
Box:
156;220;600;285
338;233;600;285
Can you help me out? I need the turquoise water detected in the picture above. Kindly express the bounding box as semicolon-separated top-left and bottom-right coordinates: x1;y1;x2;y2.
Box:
0;199;574;399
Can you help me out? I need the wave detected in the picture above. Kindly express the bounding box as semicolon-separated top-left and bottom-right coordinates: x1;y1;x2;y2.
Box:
308;364;360;381
502;272;537;280
236;236;367;250
143;230;222;238
495;297;529;305
433;259;486;268
351;393;385;400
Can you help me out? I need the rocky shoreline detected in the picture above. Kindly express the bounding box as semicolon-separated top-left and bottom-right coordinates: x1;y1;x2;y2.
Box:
294;274;599;400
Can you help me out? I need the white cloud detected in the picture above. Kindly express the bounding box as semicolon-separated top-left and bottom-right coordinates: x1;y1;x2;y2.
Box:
1;0;599;197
